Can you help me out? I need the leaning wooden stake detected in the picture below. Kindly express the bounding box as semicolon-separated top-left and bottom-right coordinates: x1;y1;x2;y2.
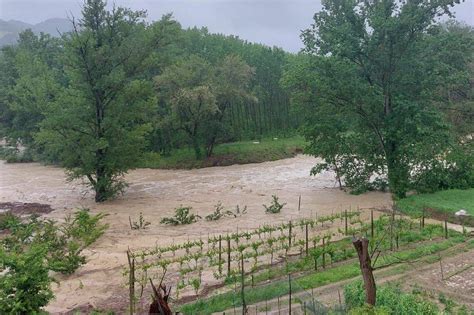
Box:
352;237;376;306
149;279;172;315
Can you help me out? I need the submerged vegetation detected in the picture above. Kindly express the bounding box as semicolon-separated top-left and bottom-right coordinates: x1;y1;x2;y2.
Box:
0;209;108;313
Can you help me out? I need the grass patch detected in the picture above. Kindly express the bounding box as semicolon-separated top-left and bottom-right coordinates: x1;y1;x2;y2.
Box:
178;236;467;315
396;189;474;225
138;136;306;169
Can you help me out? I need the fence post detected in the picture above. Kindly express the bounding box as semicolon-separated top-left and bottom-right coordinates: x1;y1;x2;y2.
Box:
126;249;135;315
227;235;231;276
444;220;448;239
370;209;374;238
344;209;348;235
219;235;222;275
298;195;301;211
241;254;246;315
288;274;292;315
289;221;292;247
305;223;309;256
322;237;326;269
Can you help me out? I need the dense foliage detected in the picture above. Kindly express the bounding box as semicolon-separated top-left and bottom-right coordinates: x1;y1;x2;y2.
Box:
0;209;108;313
284;0;474;198
0;0;294;201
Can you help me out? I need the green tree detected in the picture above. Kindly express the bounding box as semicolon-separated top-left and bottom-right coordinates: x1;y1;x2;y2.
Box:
154;54;255;159
37;0;159;202
0;30;62;156
296;0;472;198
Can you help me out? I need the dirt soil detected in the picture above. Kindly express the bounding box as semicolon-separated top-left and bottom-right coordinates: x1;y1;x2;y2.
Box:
0;155;392;313
0;201;53;216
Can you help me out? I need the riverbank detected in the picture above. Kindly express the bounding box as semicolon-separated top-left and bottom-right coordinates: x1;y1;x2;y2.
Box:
138;136;306;169
396;189;474;226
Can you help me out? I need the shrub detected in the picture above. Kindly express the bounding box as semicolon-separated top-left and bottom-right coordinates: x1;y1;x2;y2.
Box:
344;280;439;314
205;202;235;221
161;206;201;225
0;209;108;312
263;195;286;214
0;244;53;313
129;212;151;230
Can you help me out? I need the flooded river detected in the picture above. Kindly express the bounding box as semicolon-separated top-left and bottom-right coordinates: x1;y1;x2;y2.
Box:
0;155;391;312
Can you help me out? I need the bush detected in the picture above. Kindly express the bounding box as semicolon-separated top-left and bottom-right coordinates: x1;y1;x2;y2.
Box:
0;209;108;312
161;206;201;225
263;195;286;214
205;202;236;221
0;245;53;313
344;280;439;314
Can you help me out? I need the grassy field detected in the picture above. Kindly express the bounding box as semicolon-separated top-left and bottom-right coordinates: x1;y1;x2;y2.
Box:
396;189;474;225
138;136;306;169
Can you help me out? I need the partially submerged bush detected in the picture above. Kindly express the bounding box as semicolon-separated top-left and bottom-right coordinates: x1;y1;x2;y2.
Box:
205;202;233;221
0;209;108;312
161;206;201;225
129;212;151;230
263;195;286;214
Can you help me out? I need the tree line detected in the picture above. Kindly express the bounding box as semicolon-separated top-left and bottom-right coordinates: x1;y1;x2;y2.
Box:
0;0;294;201
282;0;474;199
1;0;473;202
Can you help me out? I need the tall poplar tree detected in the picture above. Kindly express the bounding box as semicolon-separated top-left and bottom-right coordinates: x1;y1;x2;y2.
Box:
38;0;156;202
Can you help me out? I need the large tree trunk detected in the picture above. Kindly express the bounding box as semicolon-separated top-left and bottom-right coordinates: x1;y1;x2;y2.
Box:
352;237;376;306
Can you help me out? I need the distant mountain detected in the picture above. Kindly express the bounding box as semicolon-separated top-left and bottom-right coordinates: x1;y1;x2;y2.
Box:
0;18;72;46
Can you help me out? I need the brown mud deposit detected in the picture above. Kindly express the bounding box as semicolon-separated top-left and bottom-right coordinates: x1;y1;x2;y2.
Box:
0;201;53;216
0;155;392;313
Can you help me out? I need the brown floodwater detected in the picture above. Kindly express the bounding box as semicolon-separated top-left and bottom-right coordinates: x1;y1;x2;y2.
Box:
0;155;392;313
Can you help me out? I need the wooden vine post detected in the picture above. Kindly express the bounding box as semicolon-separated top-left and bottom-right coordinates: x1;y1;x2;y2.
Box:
288;221;292;247
352;237;376;306
241;254;246;315
370;209;374;238
298;195;301;211
444;220;448;239
219;235;222;275
322;237;326;269
227;235;231;276
305;223;309;256
126;249;136;315
344;209;348;235
288;274;292;315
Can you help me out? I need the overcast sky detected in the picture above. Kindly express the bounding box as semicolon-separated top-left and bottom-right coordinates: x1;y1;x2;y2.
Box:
1;0;473;52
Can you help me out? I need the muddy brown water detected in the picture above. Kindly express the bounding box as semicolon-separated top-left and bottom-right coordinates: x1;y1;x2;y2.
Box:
0;155;391;313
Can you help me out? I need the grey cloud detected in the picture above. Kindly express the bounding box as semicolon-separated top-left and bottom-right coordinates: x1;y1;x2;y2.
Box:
0;0;472;52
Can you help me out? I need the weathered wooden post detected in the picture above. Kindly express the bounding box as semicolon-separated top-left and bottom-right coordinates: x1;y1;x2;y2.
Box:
227;235;231;276
305;223;309;256
370;209;374;238
288;274;292;315
344;209;348;235
352;237;376;306
444;220;448;239
126;249;135;315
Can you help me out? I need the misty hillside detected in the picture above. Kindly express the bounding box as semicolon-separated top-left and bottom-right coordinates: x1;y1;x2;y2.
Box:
0;18;72;46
